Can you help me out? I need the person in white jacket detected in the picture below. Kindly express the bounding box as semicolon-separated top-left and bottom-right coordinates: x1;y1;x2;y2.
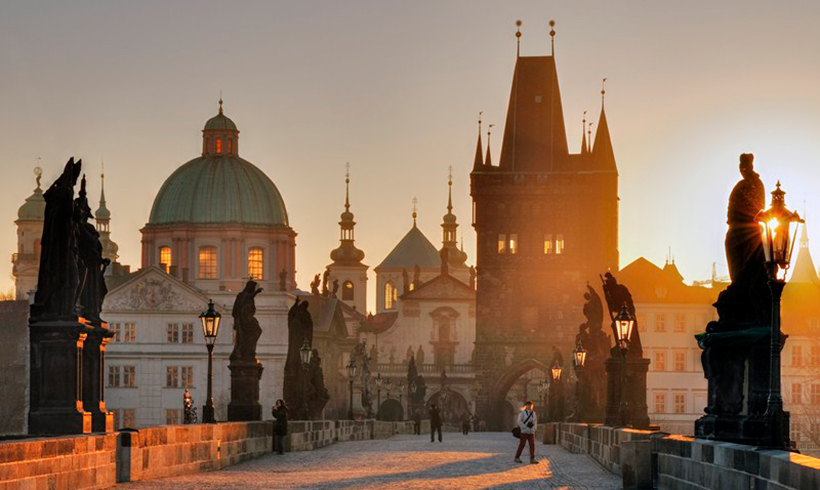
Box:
514;400;538;464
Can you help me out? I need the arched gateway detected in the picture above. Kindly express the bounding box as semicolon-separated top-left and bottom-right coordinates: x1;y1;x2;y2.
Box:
469;30;619;430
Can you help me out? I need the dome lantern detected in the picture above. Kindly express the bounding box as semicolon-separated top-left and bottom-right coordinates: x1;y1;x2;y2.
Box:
202;98;239;157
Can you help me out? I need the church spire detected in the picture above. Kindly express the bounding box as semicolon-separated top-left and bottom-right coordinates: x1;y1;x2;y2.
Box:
592;78;616;171
549;20;556;56
441;167;467;268
581;111;588;154
330;163;365;266
485;125;494;167
95;162;119;263
472;113;484;170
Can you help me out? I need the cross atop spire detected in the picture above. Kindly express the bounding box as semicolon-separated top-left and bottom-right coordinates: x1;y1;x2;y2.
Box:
218;91;224;114
581;110;588;154
412;197;418;227
345;162;351;212
515;20;522;58
447;165;454;214
473;112;484;170
601;78;607;106
485;124;494;167
549;19;556;56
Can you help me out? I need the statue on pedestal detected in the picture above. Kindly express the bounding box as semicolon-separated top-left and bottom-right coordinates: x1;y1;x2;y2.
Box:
75;176;110;322
306;349;330;419
284;297;313;419
350;339;374;418
574;285;609;422
228;280;265;421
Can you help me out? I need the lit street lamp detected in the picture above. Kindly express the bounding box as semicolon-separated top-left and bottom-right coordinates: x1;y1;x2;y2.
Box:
199;300;221;424
756;181;802;450
549;360;564;422
375;373;383;420
300;339;313;420
614;303;635;427
346;358;357;420
572;341;587;421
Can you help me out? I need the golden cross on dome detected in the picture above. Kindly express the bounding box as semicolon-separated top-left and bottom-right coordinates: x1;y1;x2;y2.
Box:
412;197;418;226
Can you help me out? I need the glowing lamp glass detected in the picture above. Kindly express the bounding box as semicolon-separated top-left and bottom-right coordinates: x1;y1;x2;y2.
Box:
199;300;221;345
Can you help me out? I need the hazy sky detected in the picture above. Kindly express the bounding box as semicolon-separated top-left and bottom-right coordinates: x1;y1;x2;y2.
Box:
2;1;820;309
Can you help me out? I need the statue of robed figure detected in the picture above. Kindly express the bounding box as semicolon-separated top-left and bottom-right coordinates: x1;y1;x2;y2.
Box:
227;280;265;421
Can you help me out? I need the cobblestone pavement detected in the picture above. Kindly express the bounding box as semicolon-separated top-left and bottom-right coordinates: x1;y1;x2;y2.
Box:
120;432;621;490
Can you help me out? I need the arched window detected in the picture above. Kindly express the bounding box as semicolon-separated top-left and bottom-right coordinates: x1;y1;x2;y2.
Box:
216;138;222;154
247;247;264;280
385;281;395;310
159;246;172;274
198;246;218;279
343;281;354;301
227;138;233;154
438;319;450;342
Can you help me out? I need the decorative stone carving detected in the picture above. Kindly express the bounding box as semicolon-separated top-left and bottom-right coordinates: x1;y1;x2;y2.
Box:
105;276;202;311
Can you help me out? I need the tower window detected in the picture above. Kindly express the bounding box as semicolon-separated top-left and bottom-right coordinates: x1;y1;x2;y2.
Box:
544;235;553;254
159;246;172;274
343;281;354;301
216;138;222;154
385;281;397;310
248;247;264;280
497;234;507;254
198;246;218;279
556;234;565;254
509;234;518;255
227;138;233;154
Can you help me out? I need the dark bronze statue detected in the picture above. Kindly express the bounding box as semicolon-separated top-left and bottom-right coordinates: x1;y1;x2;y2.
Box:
601;272;643;356
416;344;425;365
407;356;427;415
306;349;330;419
575;285;609;421
33;158;82;319
284;297;313;417
310;274;320;295
230;280;263;363
469;266;477;289
331;279;339;297
351;339;374;418
321;269;330;296
75;176;110;321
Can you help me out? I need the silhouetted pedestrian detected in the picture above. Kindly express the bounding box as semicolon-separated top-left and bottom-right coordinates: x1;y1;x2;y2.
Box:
461;412;471;435
413;409;422;435
429;404;442;442
514;400;538;464
272;399;289;455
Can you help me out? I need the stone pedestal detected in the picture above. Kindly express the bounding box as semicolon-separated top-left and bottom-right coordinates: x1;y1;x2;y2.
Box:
28;319;92;435
82;323;114;433
228;361;264;421
604;354;650;429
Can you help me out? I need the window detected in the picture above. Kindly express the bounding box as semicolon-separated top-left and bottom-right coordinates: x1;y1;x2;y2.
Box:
181;366;194;388
674;314;686;332
159;246;172;274
812;384;820;405
226;138;233;154
673;394;686;414
111;323;121;342
556;234;565;254
792;383;803;405
111;410;121;430
166;366;179;388
655;314;667;332
123;323;136;343
544;235;553;254
385;281;396;310
248;247;264;280
108;366;121;387
811;346;820;366
497;234;507;254
673;351;686;372
654;393;666;414
343;281;354;301
181;323;194;343
509;234;518;255
216;138;222;154
166;409;181;425
198;246;218;279
792;345;803;367
123;366;136;388
167;323;179;343
791;422;802;443
122;409;135;429
654;351;666;372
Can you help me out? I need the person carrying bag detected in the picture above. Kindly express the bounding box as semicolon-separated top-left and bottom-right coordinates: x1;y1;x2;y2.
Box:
514;400;538;464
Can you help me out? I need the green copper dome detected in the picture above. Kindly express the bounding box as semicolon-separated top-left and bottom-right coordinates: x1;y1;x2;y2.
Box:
148;155;289;227
17;186;45;221
204;113;237;131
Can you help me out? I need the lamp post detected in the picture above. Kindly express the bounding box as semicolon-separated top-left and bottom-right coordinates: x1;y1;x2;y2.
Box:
346;358;357;420
614;303;635;427
375;373;383;420
299;339;312;420
756;181;802;450
385;378;393;400
199;300;221;424
550;360;564;421
573;341;587;421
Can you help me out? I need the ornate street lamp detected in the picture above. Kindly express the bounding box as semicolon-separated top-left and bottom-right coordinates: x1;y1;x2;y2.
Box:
573;342;587;370
199;300;221;424
375;373;383;420
346;358;357;420
756;181;802;450
551;360;563;383
572;341;587;422
300;339;312;419
614;303;635;427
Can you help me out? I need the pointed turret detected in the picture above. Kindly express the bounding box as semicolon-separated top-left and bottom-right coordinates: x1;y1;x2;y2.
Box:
95;167;119;263
789;220;819;285
592;83;616;171
472;116;484;170
484;129;493;167
441;168;468;269
330;166;365;266
580;111;588;154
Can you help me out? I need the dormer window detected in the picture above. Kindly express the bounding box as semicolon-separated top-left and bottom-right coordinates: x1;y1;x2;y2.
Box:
216;138;222;154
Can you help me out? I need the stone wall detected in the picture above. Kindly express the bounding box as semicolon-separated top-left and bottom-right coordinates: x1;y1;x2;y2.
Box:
0;433;116;489
554;423;820;490
286;420;335;452
117;421;271;483
0;300;29;436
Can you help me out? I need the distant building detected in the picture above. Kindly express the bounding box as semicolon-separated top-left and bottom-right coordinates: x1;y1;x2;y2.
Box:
11;173;45;300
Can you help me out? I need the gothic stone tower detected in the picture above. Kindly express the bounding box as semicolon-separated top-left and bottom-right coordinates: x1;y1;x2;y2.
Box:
471;35;618;429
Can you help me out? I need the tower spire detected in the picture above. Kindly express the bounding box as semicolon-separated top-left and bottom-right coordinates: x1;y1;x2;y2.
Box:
473;112;484;170
330;162;365;266
218;91;223;114
412;197;418;227
549;19;556;56
601;78;607;106
588;122;594;152
441;166;467;267
344;162;351;211
515;20;522;58
447;165;454;214
581;111;588;154
485;124;494;167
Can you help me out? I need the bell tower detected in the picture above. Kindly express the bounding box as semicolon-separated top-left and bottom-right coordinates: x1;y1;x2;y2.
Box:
327;164;368;312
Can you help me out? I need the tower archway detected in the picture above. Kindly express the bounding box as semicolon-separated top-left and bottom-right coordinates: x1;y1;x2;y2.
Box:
488;358;551;430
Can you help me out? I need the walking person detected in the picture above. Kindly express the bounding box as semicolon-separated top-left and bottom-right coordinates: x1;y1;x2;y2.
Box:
514;400;538;464
461;411;471;435
413;409;422;435
272;399;289;455
429;404;443;442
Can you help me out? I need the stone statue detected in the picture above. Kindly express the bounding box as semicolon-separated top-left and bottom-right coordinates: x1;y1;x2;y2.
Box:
310;274;320;295
469;266;477;289
230;280;263;363
183;389;197;424
32;158;82;319
407;356;427;415
351;339;374;418
406;345;414;363
321;269;330;297
306;349;330;419
575;285;609;421
331;279;339;298
601;272;643;356
279;269;287;292
416;345;425;365
402;268;410;295
284;297;313;417
75;176;110;321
